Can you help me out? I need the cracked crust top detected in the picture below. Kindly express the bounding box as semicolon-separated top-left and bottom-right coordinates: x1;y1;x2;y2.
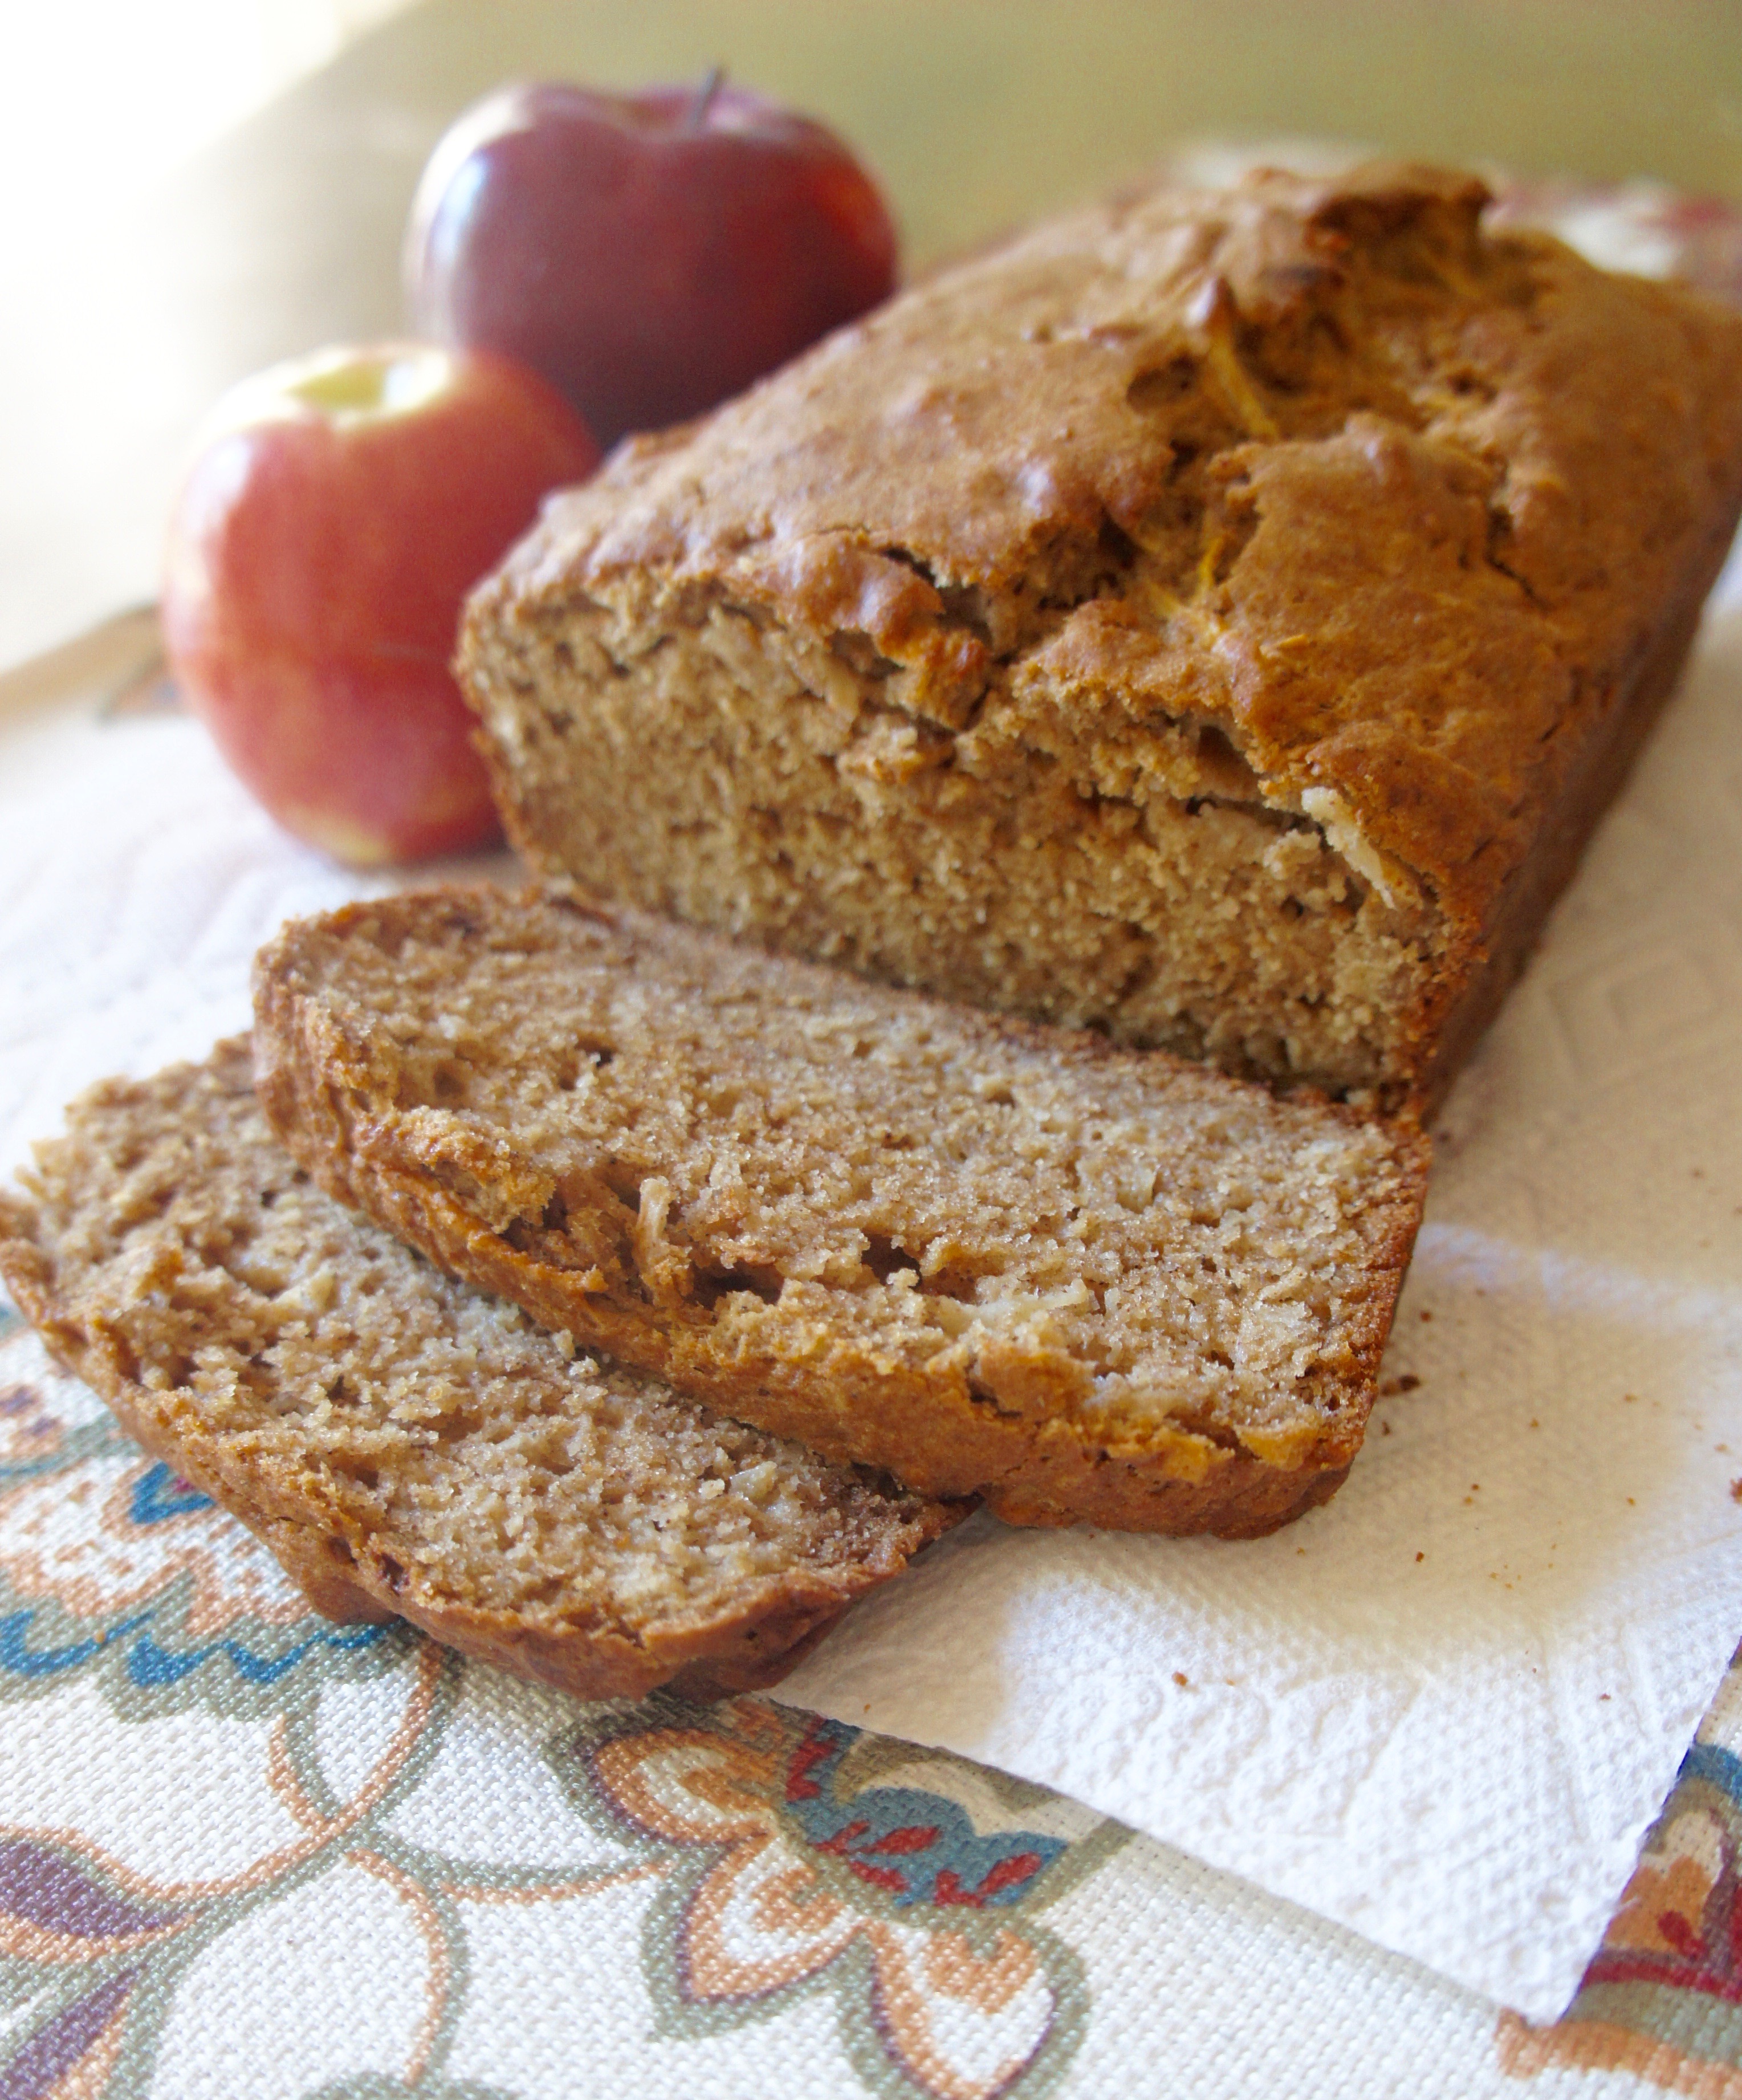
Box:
470;161;1742;967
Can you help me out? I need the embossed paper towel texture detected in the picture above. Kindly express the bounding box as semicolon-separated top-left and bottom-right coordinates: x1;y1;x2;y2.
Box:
3;575;1742;2020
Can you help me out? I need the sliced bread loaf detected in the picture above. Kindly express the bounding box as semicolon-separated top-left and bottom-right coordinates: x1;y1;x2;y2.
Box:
0;1040;955;1700
254;887;1431;1536
457;164;1742;1110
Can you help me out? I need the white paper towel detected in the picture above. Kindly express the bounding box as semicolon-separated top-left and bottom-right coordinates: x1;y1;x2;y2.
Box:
3;568;1742;2020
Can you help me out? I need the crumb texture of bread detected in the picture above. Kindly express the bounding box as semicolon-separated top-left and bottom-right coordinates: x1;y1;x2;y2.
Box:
458;164;1742;1106
0;1041;953;1700
254;889;1431;1535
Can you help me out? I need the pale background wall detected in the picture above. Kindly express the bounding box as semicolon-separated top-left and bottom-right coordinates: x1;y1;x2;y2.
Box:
1;0;416;250
0;0;418;678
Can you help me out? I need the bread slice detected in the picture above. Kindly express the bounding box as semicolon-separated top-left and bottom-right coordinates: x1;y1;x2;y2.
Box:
254;887;1430;1536
0;1040;956;1700
457;164;1742;1110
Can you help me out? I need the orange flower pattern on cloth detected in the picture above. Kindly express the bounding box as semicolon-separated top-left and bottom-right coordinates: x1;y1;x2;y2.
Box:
551;1699;1120;2099
1499;1735;1742;2093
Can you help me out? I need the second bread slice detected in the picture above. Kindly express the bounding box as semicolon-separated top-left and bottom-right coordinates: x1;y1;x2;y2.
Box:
255;887;1431;1536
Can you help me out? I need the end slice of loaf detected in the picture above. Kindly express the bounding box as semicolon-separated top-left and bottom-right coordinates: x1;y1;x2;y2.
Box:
0;1040;956;1701
254;887;1431;1536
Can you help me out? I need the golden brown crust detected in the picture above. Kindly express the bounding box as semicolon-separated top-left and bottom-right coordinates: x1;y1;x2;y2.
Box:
0;1045;958;1702
253;888;1430;1536
1410;565;1721;1106
459;162;1742;1105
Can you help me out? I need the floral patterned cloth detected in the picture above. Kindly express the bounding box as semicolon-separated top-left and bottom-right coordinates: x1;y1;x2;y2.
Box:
5;1308;1742;2100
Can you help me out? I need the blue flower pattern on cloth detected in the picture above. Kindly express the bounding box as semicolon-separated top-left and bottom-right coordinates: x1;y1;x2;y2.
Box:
0;1334;397;1715
125;1460;213;1525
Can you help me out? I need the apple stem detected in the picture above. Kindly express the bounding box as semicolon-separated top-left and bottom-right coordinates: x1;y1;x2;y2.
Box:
686;65;725;131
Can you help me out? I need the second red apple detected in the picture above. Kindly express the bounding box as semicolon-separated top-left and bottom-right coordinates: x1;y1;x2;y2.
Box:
404;76;900;450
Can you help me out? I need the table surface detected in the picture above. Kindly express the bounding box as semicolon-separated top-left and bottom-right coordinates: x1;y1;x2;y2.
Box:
4;0;1741;673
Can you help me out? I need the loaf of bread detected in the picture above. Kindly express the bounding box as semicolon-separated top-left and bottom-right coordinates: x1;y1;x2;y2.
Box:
458;164;1742;1108
0;1041;955;1699
254;888;1430;1536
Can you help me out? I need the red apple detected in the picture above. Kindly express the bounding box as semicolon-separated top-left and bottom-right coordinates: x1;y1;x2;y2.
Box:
162;342;599;864
403;74;899;450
